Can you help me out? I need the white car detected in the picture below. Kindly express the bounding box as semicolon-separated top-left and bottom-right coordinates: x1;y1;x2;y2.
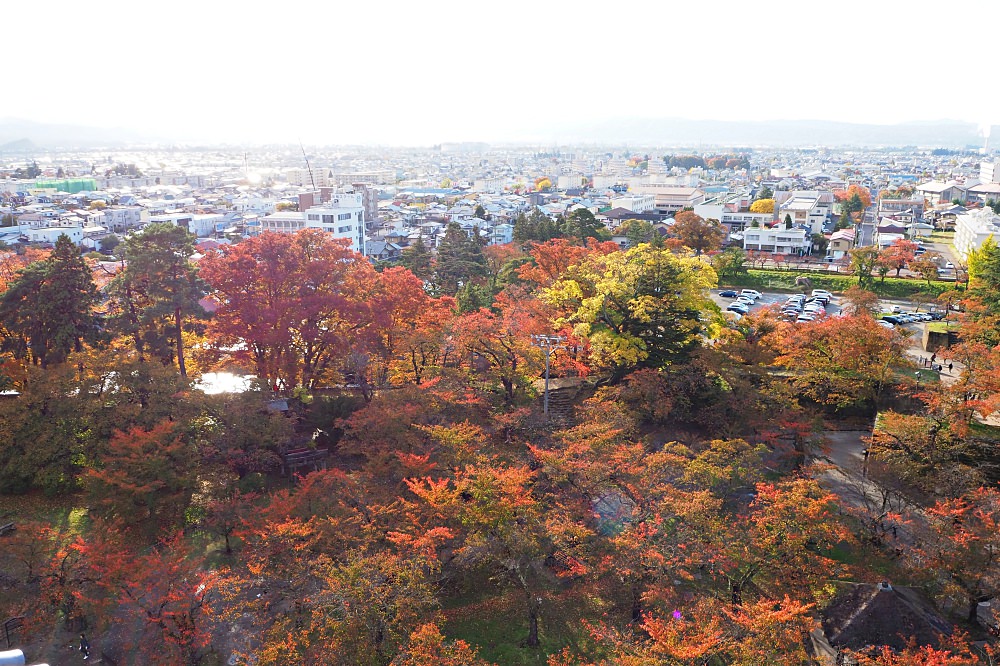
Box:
877;320;895;329
811;289;834;302
740;289;762;301
727;302;750;314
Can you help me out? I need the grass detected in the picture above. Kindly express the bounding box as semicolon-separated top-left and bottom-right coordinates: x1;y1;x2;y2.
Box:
719;269;954;298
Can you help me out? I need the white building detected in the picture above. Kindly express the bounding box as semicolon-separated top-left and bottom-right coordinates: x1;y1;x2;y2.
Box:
473;177;504;194
101;206;149;233
557;174;585;190
954;208;1000;260
610;194;656;213
742;226;810;254
775;191;833;234
304;192;366;254
28;225;83;245
980;162;1000;184
258;211;306;234
488;223;514;246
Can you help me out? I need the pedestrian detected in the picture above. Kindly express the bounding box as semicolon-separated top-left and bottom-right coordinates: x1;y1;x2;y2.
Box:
931;353;937;363
948;362;953;373
80;633;91;660
892;525;897;538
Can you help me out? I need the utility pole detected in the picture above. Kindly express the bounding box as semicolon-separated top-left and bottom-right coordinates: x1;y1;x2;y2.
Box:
530;334;566;416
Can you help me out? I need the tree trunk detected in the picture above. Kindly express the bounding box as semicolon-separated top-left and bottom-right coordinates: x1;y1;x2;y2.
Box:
526;595;541;647
174;306;187;378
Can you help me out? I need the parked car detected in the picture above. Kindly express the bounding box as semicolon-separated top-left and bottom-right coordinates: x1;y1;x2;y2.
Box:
727;302;750;314
812;289;833;302
877;320;895;329
796;314;815;322
882;315;901;325
945;261;954;269
719;289;739;298
928;311;946;320
740;289;762;301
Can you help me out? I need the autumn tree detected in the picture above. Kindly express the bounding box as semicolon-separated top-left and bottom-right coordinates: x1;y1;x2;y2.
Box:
879;238;918;278
669;211;726;256
543;244;717;380
774;314;908;409
749;198;774;214
914;488;1000;623
108;223;207;377
199;230;376;390
84;421;198;532
911;252;943;287
0;234;99;368
841;286;881;317
452;288;545;405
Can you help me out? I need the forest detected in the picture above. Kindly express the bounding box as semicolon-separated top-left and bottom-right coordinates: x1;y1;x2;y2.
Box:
2;221;1000;665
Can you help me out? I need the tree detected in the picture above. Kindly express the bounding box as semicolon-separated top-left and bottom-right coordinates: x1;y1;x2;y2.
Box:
757;185;773;200
774;314;907;408
473;204;487;220
399;235;433;282
749;198;774;214
811;232;829;256
434;222;487;296
84;421;198;532
543;244;717;380
562;208;607;242
880;238;918;277
0;234;99;368
911;252;943;287
711;246;748;279
109;223;207;378
670;211;725;256
784;213;794;228
849;247;881;290
199;230;376;390
841;286;880;317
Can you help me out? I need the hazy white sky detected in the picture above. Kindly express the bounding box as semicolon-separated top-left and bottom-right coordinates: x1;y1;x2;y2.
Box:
8;0;998;145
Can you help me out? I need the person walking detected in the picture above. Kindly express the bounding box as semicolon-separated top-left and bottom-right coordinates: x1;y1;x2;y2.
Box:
931;353;937;364
80;633;91;660
948;362;954;373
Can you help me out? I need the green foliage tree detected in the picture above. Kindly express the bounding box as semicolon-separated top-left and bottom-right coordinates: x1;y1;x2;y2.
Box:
433;222;487;296
0;234;99;368
711;246;748;279
757;185;773;200
562;208;608;242
544;244;717;380
848;247;881;290
512;208;562;244
399;234;433;282
109;223;207;378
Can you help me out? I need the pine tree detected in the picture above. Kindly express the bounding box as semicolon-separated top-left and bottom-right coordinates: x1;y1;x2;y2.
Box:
400;235;433;282
0;234;99;367
434;223;487;296
109;223;206;377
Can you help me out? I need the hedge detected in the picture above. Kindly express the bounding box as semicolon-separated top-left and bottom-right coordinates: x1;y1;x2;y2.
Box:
719;269;957;298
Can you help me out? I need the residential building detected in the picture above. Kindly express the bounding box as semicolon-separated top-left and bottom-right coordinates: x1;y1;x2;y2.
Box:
742;226;810;254
101;206;149;233
304;193;366;253
966;182;1000;204
488;223;514;246
473;177;504;194
258;211;307;234
915;180;966;206
954;208;1000;260
828;228;855;259
877;197;924;221
774;191;834;234
980;162;1000;184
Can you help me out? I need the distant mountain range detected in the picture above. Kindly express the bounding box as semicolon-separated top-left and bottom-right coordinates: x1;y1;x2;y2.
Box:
534;117;997;149
0;116;995;150
0;118;154;150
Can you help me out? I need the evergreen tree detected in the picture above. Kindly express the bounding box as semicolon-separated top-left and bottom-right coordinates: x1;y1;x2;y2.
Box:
434;222;487;296
0;234;99;367
400;235;433;281
109;223;206;378
562;208;607;242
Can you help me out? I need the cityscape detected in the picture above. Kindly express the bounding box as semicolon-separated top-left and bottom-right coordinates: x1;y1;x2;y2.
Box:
4;1;1000;664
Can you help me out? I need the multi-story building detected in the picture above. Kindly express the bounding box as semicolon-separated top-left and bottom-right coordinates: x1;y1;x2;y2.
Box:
742;226;810;254
775;191;834;234
101;206;149;233
629;184;705;212
980;162;1000;184
610;194;656;214
304;193;366;254
954;208;1000;260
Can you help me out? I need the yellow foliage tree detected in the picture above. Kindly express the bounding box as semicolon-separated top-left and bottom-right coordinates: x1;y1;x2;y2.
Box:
749;198;775;214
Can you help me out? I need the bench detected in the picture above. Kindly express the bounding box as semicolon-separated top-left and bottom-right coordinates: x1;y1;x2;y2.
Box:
0;523;14;537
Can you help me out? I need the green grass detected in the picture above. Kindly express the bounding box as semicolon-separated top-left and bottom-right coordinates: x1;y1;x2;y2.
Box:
719;269;955;298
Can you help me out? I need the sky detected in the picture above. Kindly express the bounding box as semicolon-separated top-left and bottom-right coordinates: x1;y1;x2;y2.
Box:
7;0;999;145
